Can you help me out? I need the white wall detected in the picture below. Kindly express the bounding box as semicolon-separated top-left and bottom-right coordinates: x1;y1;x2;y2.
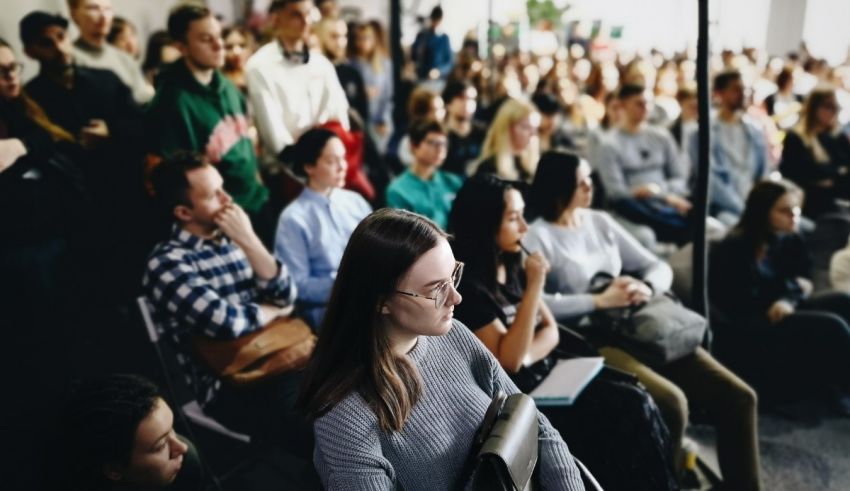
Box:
0;0;177;81
1;0;847;81
802;0;850;65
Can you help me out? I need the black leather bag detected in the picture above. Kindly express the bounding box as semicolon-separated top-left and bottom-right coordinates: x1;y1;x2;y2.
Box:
467;392;539;491
588;272;707;367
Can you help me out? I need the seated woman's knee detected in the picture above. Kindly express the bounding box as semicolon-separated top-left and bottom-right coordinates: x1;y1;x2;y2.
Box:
652;382;689;431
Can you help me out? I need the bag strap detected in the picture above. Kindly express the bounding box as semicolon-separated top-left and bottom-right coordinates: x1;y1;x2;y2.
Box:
455;391;506;491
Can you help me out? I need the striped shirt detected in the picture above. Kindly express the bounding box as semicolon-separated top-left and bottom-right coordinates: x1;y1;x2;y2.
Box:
143;225;296;405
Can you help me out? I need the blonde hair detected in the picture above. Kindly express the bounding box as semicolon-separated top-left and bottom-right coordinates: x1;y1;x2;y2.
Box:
474;98;540;180
22;93;75;143
795;85;837;162
353;22;387;74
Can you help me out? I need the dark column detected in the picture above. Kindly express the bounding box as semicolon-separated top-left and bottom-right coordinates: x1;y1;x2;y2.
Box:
692;0;710;320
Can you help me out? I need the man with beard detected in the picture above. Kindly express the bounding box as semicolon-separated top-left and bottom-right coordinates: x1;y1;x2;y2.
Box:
146;4;273;244
689;70;769;226
20;10;146;302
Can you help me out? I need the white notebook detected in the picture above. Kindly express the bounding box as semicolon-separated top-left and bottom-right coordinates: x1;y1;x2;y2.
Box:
529;357;605;406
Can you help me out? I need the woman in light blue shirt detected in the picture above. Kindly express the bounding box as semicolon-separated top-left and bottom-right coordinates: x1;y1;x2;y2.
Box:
275;128;372;328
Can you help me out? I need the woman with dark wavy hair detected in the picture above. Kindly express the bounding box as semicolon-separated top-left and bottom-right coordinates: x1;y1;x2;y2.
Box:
449;173;680;491
299;208;584;490
525;150;761;490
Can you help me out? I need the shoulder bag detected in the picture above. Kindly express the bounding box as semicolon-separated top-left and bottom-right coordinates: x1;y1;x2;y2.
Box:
191;317;316;386
588;272;706;366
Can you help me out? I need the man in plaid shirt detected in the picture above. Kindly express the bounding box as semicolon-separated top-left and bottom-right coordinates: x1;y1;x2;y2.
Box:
143;152;306;448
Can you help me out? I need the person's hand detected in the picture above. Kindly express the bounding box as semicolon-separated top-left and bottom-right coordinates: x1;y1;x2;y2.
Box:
767;300;795;324
633;183;661;199
428;68;441;80
259;303;294;324
524;251;550;290
665;194;693;215
593;277;633;309
0;138;27;173
79;119;110;149
797;277;814;298
622;276;652;304
214;203;259;246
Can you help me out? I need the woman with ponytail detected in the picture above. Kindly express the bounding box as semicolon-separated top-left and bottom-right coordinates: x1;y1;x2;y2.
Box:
273;127;372;328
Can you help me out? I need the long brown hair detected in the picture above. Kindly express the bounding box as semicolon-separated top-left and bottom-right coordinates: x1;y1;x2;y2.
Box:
799;85;836;137
298;209;447;432
731;179;803;255
349;21;387;73
0;37;74;143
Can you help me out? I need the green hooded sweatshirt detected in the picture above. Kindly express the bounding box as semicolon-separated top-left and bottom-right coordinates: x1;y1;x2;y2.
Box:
146;60;268;213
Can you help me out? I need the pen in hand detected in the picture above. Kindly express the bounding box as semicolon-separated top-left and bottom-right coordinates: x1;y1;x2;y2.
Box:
517;241;532;255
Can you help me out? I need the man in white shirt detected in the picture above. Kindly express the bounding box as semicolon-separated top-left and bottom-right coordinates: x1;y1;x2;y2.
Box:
245;0;349;168
67;0;153;104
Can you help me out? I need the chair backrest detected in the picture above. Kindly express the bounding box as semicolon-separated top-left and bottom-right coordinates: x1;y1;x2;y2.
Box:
574;457;604;491
137;296;159;343
135;296;251;444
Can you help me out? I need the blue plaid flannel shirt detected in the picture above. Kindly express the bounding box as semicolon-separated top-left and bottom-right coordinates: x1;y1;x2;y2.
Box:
142;225;297;406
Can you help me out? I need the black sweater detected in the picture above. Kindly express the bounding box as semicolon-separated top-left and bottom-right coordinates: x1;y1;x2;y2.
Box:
709;232;812;324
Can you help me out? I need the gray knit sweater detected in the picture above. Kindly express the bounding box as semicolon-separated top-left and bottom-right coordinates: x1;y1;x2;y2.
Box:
313;320;585;490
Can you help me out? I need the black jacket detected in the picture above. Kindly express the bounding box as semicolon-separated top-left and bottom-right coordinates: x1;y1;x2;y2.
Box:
709;232;812;323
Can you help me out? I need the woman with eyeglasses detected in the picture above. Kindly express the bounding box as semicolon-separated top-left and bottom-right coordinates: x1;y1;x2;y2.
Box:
1;37;89;358
779;86;850;218
710;180;850;413
385;119;463;230
523;151;761;490
274;128;371;328
298;208;584;490
449;173;681;491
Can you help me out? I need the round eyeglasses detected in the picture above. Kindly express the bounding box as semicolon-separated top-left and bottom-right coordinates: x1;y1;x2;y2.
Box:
395;262;464;309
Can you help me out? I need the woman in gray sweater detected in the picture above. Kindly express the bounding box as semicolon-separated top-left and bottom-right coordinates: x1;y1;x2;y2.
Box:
298;208;584;490
524;151;761;491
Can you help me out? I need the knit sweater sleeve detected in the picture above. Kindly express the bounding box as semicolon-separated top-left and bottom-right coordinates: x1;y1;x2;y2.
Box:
313;395;396;490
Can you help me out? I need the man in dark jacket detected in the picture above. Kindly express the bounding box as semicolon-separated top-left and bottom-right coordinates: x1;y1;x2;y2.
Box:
20;10;147;302
21;11;144;191
411;6;453;81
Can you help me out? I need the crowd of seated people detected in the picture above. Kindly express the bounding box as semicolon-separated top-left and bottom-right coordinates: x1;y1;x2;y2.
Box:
9;0;850;489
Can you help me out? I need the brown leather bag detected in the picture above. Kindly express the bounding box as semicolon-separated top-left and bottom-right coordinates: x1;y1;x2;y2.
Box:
192;317;316;386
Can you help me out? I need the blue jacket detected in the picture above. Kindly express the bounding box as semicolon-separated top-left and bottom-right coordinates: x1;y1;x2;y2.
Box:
411;28;453;80
688;115;768;219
